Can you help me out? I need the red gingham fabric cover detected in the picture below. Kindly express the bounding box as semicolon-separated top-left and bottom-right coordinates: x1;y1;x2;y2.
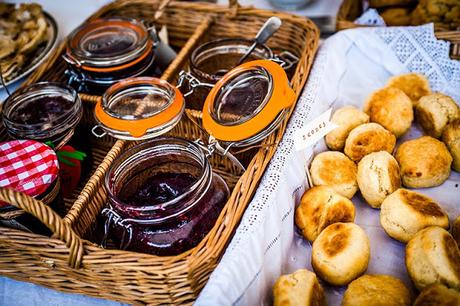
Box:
0;140;59;207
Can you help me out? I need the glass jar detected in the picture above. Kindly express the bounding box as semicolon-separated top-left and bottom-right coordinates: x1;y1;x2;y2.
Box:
102;137;230;256
180;38;298;110
2;82;91;194
0;140;62;235
64;17;162;95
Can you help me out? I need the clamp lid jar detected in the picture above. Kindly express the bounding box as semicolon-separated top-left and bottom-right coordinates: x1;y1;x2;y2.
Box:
93;77;185;140
201;59;295;148
64;17;159;93
102;137;230;256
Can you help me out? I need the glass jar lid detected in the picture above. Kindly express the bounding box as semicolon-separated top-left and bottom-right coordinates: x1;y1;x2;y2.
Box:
202;60;295;145
94;77;184;140
66;17;151;69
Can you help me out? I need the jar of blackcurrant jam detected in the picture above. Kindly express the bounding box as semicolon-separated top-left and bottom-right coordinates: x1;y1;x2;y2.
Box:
179;38;298;110
2;82;91;195
64;17;163;94
102;137;230;256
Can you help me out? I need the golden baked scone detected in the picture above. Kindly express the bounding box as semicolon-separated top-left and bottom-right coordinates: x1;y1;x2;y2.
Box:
453;215;460;247
381;8;412;26
386;73;431;106
357;151;401;208
411;0;460;30
342;274;412;306
325;106;370;151
311;222;370;286
273;269;326;306
369;0;416;8
295;186;355;242
416;93;460;138
344;123;396;162
413;284;460;306
364;87;413;137
442;118;460;172
395;136;452;188
310;151;358;199
406;226;460;290
380;189;449;242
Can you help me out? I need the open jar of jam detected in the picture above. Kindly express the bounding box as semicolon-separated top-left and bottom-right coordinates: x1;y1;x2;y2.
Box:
2;82;91;196
101;137;230;256
64;17;164;94
179;38;298;109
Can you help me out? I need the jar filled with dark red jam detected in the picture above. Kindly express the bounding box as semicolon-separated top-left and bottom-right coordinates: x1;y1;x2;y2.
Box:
64;17;162;95
2;82;91;194
102;137;230;256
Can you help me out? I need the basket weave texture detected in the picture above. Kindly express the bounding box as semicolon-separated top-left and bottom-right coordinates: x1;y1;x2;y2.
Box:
337;0;460;59
0;0;319;304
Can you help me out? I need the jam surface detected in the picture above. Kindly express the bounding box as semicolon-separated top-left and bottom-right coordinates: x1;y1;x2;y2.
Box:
197;52;259;77
119;172;197;206
9;96;73;125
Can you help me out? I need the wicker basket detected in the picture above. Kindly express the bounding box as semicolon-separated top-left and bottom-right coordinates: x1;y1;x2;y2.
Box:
0;0;319;304
336;0;460;59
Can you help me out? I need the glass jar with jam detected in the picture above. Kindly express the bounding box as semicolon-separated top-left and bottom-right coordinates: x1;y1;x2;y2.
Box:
2;82;91;195
102;137;230;256
64;17;164;94
0;140;62;235
179;38;298;110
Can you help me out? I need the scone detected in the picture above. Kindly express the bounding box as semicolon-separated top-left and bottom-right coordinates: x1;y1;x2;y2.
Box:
406;226;460;290
311;222;370;286
413;284;460;306
342;274;412;306
310;151;358;199
386;73;431;105
453;215;460;247
411;0;460;30
364;87;413;137
369;0;416;8
273;269;326;306
415;93;460;138
357;151;401;208
295;186;355;242
380;189;449;242
395;136;452;188
344;123;396;162
442;118;460;172
381;8;412;26
325;106;370;151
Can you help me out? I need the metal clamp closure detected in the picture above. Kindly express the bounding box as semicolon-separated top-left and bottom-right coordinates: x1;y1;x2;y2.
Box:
272;51;299;71
194;136;246;172
101;207;133;250
177;70;214;97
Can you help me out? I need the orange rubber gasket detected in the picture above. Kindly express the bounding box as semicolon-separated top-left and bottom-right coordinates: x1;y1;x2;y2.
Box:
202;60;295;142
95;78;184;138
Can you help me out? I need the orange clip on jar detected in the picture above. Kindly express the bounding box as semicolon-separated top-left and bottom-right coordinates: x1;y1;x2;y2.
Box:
64;17;162;94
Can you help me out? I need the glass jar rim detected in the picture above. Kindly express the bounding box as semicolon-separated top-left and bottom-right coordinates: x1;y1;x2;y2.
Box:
190;38;274;82
66;17;151;68
2;82;82;130
105;137;212;221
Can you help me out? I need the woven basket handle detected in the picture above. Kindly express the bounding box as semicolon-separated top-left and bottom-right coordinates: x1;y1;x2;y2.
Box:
0;188;84;269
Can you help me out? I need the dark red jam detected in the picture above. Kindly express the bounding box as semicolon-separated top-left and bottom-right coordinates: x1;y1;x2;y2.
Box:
120;172;197;206
103;138;230;256
8;96;73;125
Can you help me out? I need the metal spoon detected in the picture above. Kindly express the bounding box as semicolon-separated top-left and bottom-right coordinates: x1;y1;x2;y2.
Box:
213;17;282;77
236;16;282;66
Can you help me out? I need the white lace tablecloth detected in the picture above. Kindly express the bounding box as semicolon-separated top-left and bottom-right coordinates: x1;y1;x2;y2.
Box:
196;24;460;306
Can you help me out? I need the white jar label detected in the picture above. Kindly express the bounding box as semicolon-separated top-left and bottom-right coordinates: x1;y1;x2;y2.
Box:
294;108;338;151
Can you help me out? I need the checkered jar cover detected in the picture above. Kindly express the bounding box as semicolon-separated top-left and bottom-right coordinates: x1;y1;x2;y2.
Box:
0;140;59;207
